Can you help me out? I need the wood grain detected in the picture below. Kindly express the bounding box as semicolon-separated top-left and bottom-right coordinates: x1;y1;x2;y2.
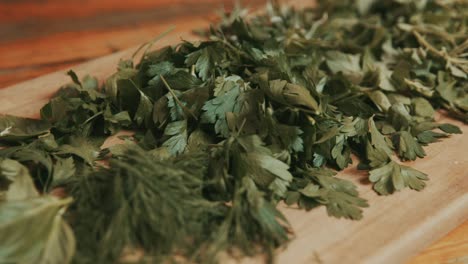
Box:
409;222;468;264
0;0;266;88
0;1;467;263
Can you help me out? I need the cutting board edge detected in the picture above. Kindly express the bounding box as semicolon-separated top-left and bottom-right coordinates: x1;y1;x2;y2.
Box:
1;36;467;264
366;194;468;264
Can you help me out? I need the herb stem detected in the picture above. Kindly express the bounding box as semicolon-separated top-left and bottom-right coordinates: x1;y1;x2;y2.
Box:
160;75;198;120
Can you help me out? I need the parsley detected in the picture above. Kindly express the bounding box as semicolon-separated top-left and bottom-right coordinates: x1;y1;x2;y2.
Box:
0;1;466;263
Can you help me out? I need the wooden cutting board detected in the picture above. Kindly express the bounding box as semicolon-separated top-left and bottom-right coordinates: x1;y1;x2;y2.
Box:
0;1;467;263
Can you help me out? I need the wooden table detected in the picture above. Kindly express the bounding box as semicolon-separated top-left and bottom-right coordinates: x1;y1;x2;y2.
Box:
0;1;466;263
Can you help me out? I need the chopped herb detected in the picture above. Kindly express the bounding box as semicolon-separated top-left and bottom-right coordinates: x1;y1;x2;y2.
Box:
0;1;466;263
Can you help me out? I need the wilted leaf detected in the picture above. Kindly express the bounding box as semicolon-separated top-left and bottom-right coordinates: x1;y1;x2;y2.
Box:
368;117;393;156
185;44;225;81
412;97;435;118
0;115;50;142
0;196;75;264
52;158;76;184
234;135;293;198
293;168;368;220
369;161;428;195
162;120;188;156
438;123;462;134
266;80;319;112
0;159;39;201
57;136;100;165
394;131;426;161
325;51;362;83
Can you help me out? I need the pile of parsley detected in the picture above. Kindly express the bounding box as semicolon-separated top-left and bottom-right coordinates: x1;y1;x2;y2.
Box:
0;1;466;263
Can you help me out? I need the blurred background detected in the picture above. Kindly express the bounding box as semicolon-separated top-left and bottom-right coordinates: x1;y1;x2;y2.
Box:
0;0;266;88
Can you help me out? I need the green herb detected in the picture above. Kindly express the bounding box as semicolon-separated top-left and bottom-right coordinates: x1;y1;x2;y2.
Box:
0;0;466;263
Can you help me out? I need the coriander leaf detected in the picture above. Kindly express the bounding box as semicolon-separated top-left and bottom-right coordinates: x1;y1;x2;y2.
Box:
404;78;434;97
52;158;76;185
261;153;293;198
0;115;50;142
368;90;392;112
147;61;201;91
298;183;322;198
276;124;303;152
214;75;244;96
205;176;290;262
81;76;103;100
325;51;362;83
201;83;241;137
103;109;131;126
455;96;468;112
394;131;426;161
132;83;154;127
36;134;59;151
314;126;340;145
1;1;467;262
448;63;467;79
9;148;53;177
186;129;214;152
0;159;39;201
369;161;402;195
265;107;303;152
331;134;352;169
289;168;368;220
416;130;447;145
234;135;293;198
411;97;435;118
103;108;132;134
266;80;320;112
400;165;429;191
307;168;368;220
0;196;75;264
388;103;412;130
67;70;82;86
369;161;428;195
436;72;458;103
147;61;175;86
57;136;101;165
162;120;188;156
153;95;170;127
185;44;224;81
167;91;187;121
67;73;103;101
377;62;396;91
105;68;138;100
368;117;393;156
366;141;391;167
438;123;462;134
357;0;377;14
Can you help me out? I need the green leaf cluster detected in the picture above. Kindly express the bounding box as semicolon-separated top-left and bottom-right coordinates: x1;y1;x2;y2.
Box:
0;0;466;263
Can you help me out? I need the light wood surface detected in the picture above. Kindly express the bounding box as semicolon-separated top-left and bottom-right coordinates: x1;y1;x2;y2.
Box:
0;1;467;263
409;222;468;264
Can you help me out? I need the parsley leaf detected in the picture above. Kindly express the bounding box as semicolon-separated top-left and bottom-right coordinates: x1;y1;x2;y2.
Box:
162;120;188;156
233;135;293;198
286;168;368;220
394;131;426;161
201;77;247;137
369;161;428;195
185;44;225;81
0;115;50;142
